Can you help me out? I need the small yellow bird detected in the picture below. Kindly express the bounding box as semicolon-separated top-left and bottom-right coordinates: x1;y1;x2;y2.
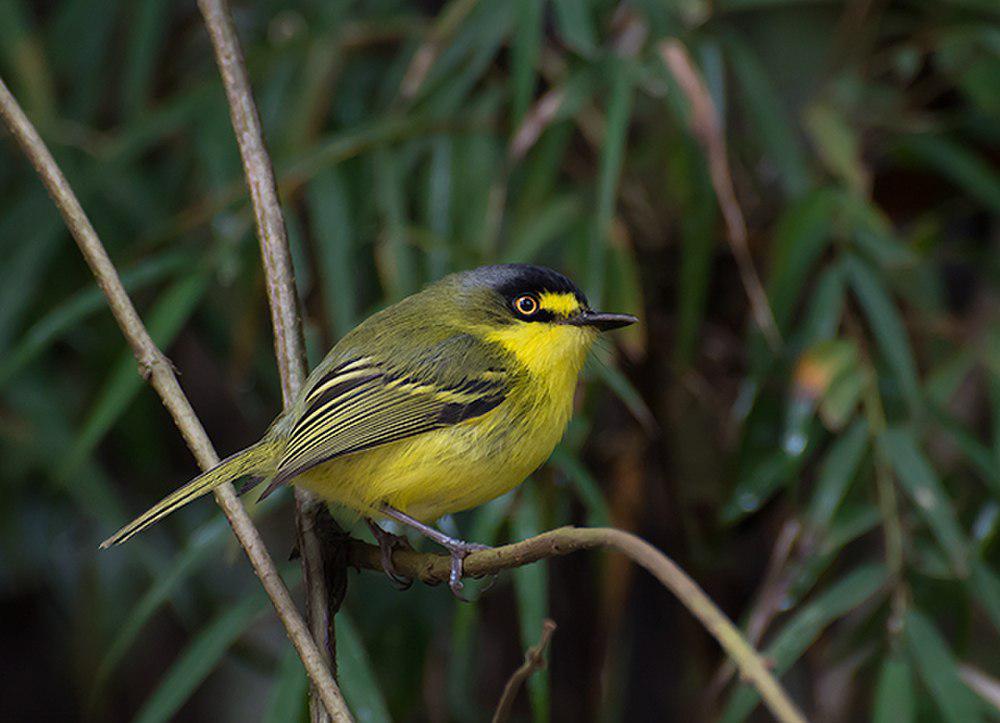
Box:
101;264;636;594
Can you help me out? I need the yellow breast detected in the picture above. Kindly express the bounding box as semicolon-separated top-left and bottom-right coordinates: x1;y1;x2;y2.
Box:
295;322;596;522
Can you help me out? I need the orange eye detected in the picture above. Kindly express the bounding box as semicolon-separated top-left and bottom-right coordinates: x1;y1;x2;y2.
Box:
514;294;539;316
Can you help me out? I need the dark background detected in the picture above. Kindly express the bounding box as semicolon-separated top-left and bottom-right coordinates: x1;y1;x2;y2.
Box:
1;0;999;721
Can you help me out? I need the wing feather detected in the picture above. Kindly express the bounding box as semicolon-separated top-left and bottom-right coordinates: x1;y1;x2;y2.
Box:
263;344;509;496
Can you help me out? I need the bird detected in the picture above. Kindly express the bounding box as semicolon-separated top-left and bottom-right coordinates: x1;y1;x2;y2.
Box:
100;264;637;595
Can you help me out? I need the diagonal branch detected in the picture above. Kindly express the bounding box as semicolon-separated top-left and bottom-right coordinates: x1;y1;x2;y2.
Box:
659;40;782;352
195;3;347;723
0;77;351;722
347;526;808;723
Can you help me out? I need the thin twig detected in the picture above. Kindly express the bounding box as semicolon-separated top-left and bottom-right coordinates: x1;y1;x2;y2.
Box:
959;663;1000;713
658;40;782;352
0;76;352;722
707;519;801;701
195;3;347;722
347;526;808;723
492;619;558;723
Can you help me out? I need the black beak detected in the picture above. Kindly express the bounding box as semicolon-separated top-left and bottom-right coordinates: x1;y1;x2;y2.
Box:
565;310;638;331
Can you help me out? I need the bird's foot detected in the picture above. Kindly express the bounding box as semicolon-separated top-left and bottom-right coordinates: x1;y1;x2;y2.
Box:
366;518;413;590
379;504;493;601
443;539;492;600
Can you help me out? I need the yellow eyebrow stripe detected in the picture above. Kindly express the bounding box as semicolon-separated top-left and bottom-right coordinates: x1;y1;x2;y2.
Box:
538;291;582;316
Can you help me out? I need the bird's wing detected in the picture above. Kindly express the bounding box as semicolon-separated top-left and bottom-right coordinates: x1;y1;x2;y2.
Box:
262;334;509;496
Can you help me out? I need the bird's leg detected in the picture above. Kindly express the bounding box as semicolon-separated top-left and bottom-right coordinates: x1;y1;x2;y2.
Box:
365;518;413;590
380;504;491;599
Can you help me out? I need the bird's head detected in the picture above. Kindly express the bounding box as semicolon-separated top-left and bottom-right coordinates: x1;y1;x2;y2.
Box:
441;264;637;374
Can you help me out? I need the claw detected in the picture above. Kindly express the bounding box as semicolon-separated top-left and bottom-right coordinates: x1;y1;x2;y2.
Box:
366;519;413;590
379;504;493;601
444;541;491;601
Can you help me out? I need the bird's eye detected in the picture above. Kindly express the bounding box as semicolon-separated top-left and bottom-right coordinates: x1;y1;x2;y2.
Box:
513;294;539;317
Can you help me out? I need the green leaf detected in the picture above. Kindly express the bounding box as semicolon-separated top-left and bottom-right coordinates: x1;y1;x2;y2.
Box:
503;195;583;264
804;103;868;195
0;251;187;390
897;134;1000;215
336;612;392;723
308;168;357;338
724;33;810;196
424;134;454;278
587;352;656;433
374;148;418;300
787;504;882;605
931;405;1000;495
880;427;969;575
511;0;542;126
806;418;869;530
551;446;611;527
794;261;846;350
551;0;599;56
0;191;63;351
970;560;1000;637
133;593;266;723
873;654;915;723
448;494;515;717
844;255;922;415
94;516;233;697
512;483;550;723
263;647;308;723
120;0;170;118
587;56;634;308
720;564;889;722
674;142;716;368
904;609;983;723
56;271;210;482
766;190;837;333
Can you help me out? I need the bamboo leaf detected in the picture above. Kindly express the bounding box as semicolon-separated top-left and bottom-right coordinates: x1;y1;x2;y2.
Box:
56;272;210;482
880;427;969;575
724;33;810;196
133;593;266;723
588;56;634;308
720;564;889;722
262;647;308;723
844;255;922;414
873;654;915;723
904;609;983;723
512;483;550;723
511;0;542;126
806;418;869;530
308;168;357;338
0;251;187;390
335;612;392;723
551;446;611;527
970;560;1000;637
551;0;599;56
897;134;1000;215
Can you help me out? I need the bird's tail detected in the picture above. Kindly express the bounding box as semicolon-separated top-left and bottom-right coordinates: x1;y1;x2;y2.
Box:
100;441;279;548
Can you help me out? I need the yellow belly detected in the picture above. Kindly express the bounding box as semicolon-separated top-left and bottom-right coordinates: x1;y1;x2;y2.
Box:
295;321;594;522
294;388;569;522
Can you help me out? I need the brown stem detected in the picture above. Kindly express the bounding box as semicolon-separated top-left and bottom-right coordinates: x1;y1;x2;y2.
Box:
658;40;783;352
0;76;352;722
492;619;558;723
194;2;347;722
348;526;808;723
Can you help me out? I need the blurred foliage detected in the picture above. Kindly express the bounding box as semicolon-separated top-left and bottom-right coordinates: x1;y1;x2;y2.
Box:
1;0;999;721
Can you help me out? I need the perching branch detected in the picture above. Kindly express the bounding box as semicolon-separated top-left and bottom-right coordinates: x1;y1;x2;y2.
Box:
658;40;782;352
347;526;808;723
492;619;558;723
0;77;351;722
194;3;346;722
